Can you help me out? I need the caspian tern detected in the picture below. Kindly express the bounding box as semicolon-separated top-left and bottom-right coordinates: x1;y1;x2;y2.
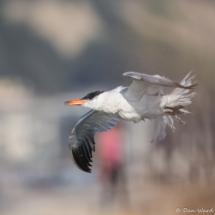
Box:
64;72;197;173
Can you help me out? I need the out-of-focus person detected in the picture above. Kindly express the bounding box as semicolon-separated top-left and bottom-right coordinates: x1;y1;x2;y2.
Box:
95;124;129;208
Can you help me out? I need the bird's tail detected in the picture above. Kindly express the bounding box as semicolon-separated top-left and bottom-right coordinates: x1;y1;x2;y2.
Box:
151;72;197;143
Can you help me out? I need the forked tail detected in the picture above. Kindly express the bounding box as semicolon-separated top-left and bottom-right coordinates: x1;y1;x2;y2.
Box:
151;72;197;142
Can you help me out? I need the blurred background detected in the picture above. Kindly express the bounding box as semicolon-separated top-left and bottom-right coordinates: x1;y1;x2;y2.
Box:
0;0;215;214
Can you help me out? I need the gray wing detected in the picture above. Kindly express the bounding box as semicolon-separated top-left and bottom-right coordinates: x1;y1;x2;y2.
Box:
69;110;120;173
123;72;197;100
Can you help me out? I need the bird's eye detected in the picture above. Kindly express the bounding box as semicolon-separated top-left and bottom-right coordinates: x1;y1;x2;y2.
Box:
81;91;104;100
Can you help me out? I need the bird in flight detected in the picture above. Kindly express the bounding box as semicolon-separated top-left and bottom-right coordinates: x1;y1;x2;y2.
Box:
64;72;197;173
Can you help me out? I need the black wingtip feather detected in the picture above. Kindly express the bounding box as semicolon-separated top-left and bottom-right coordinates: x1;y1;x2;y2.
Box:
82;144;92;162
71;149;92;173
78;147;90;167
85;136;95;152
84;138;93;159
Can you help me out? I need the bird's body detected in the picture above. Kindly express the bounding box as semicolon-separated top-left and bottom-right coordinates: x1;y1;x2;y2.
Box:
83;86;163;122
64;72;197;173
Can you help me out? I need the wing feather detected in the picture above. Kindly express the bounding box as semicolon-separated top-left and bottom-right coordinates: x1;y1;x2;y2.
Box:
123;71;197;100
69;110;120;173
123;71;196;89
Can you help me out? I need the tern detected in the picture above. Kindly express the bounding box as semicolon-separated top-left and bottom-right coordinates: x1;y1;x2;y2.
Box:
64;72;197;173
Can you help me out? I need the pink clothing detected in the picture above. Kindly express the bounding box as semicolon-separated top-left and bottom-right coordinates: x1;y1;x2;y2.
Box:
96;128;123;169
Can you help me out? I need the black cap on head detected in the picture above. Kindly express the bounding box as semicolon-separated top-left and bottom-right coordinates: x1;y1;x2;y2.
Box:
81;91;104;100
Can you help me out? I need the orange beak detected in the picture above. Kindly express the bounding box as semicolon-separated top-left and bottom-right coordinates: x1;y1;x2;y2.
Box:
64;99;86;106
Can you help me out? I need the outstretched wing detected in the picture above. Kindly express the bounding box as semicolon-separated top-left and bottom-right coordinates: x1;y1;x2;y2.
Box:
123;71;197;100
69;110;120;173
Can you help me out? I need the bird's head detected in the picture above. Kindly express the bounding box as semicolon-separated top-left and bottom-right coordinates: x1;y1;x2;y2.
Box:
64;91;104;108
